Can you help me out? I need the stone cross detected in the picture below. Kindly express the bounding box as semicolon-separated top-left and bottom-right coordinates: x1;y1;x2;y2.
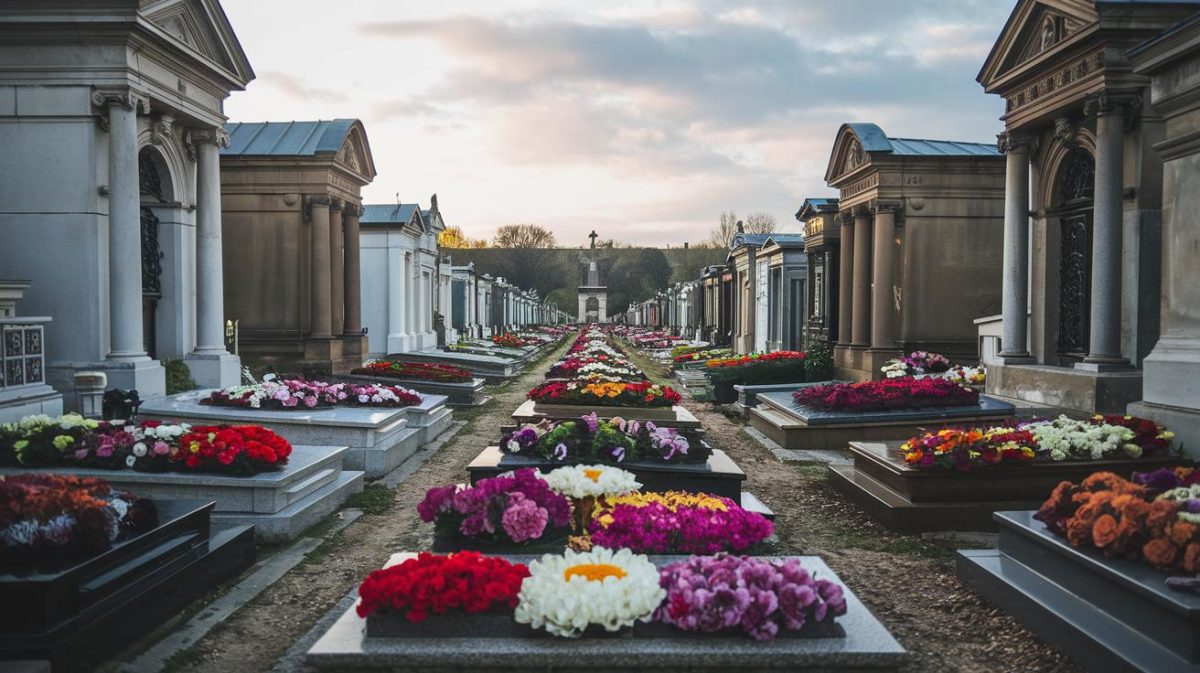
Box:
588;230;598;249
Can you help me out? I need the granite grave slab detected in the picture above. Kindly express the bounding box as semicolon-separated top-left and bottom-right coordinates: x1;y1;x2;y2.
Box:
337;373;489;407
513;399;703;431
306;553;906;672
958;510;1200;673
732;381;835;416
138;390;421;478
398;350;519;383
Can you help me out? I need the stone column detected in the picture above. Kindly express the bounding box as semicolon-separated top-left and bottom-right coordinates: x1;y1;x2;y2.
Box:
998;132;1034;362
309;196;332;338
98;90;147;360
388;247;403;336
329;199;345;337
851;205;873;348
836;211;854;347
407;254;418;338
192;129;229;354
870;200;900;350
343;204;362;335
1081;92;1131;368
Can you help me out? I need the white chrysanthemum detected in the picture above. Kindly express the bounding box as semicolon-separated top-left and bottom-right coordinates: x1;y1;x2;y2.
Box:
1024;416;1136;461
514;547;665;637
542;464;641;498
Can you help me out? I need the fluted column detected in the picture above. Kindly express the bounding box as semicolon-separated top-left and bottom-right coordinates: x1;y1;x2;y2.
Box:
329;199;345;337
308;195;332;338
192;128;230;354
998;132;1033;361
97;89;148;360
1081;91;1133;368
870;200;900;350
836;211;854;347
343;204;362;335
851;205;873;348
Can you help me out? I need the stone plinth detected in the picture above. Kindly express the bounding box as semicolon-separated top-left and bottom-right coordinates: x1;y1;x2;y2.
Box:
986;363;1143;415
748;392;1014;451
337;372;489;407
138;390;421;478
306;554;906;672
401;393;454;444
0;500;254;670
829;442;1190;532
958;511;1200;673
513;399;702;431
1;445;363;542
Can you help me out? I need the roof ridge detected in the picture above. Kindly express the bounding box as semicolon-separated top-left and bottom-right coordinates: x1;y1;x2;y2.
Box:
888;135;996;146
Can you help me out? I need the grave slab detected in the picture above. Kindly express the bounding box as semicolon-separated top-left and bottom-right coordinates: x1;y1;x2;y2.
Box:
398;350;519;383
401;394;454;445
513;399;702;431
0;445;363;542
748;393;1014;451
958;511;1200;673
138;390;421;478
0;500;254;672
306;554;905;672
337;373;489;407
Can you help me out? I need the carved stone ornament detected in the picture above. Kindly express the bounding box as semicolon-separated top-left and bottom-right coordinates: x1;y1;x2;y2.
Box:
303;194;332;222
1083;90;1140;119
1053;117;1077;149
837;210;856;227
329;197;344;212
151;114;176;146
189;127;231;149
91;88;150;131
872;199;903;215
997;132;1034;155
843;138;866;174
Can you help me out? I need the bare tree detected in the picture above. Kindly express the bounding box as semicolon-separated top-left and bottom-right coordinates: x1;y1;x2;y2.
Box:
493;223;557;248
706;211;740;248
744;212;778;234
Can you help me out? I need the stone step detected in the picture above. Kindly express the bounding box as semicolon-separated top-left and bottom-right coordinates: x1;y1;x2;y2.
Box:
958;548;1200;673
214;468;364;543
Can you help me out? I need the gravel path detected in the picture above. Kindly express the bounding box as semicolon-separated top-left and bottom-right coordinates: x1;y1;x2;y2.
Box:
160;340;1081;673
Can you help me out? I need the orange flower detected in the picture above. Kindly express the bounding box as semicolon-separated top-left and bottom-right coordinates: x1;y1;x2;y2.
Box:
1091;514;1119;548
1183;543;1200;574
1167;520;1199;547
1147;500;1178;531
1142;538;1179;570
1066;518;1092;547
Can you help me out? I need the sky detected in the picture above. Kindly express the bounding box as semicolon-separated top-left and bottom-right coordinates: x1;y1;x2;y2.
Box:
221;0;1015;247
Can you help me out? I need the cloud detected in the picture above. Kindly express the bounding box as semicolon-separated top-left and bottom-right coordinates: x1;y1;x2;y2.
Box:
256;70;348;103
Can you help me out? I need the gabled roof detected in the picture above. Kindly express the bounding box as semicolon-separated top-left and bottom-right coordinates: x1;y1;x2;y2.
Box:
977;0;1098;91
141;0;255;88
795;197;840;221
761;234;807;250
361;204;421;226
728;233;773;250
224;120;358;156
825;123;999;183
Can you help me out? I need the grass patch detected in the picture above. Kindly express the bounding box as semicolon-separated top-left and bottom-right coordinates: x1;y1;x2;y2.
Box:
345;483;396;515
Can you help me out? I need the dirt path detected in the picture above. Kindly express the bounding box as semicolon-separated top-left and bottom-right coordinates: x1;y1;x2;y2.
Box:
166;342;572;673
168;340;1080;673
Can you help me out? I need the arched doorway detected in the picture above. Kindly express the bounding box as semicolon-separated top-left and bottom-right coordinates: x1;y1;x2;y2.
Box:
1052;147;1095;363
585;296;599;322
138;148;166;359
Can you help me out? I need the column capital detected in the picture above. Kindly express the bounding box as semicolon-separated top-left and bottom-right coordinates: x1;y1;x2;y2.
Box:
303;194;331;223
308;194;332;207
91;87;150;113
997;131;1036;154
188;127;231;149
329;197;344;212
837;210;856;227
343;202;362;218
1084;89;1142;118
851;204;872;220
871;199;903;215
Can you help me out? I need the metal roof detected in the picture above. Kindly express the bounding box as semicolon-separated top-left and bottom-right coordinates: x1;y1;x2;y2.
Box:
222;120;359;157
762;233;806;249
795;197;840;220
841;122;1000;158
361;204;419;225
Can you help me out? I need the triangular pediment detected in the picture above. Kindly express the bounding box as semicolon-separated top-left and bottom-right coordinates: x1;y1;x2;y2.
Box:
978;0;1096;90
334;123;378;182
140;0;254;87
824;123;889;184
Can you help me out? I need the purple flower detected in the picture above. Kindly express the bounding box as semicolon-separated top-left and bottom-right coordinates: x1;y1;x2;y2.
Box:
500;497;548;542
1132;467;1183;494
581;412;600;433
553;443;568;461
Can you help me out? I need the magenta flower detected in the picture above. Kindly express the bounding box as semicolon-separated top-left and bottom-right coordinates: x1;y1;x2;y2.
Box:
501;497;548;542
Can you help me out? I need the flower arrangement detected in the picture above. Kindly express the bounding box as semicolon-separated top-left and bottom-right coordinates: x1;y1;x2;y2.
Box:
0;415;292;475
944;365;986;386
355;551;530;622
492;333;535;348
502;415;698;464
0;473;159;566
901;415;1174;471
654;555;847;641
528;380;682;408
880;351;952;378
1035;469;1200;573
793;377;979;412
673;348;732;364
588;491;774;554
670;344;723;359
200;379;421;410
705;351;811;386
352;360;473;384
417;469;572;547
514;547;666;637
541;464;641;499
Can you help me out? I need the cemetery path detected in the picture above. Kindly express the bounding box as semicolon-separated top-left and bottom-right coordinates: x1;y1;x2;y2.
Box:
163;341;574;673
163;340;1081;673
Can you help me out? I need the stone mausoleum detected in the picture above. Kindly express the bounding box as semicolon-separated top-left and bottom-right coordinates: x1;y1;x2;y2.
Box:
0;0;253;408
826;123;1006;381
219;119;376;374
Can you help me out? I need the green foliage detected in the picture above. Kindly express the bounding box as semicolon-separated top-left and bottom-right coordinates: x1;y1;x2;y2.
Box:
164;359;197;394
346;483;396;515
803;340;835;381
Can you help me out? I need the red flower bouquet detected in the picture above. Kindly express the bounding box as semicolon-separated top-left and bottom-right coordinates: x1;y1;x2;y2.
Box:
528;380;682;408
356;551;530;622
176;425;292;474
793;377;979;412
492;333;534;348
352;360;473;384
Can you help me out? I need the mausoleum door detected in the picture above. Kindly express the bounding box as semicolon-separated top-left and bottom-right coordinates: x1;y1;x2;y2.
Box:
1052;148;1096;365
138;149;165;360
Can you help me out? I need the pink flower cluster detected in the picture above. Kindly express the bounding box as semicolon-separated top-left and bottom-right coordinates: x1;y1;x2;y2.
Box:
655;555;847;641
417;469;571;545
588;500;773;554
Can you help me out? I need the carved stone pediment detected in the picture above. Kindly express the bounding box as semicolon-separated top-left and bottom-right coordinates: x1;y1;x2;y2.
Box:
333;123;377;181
978;0;1096;91
140;0;254;85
